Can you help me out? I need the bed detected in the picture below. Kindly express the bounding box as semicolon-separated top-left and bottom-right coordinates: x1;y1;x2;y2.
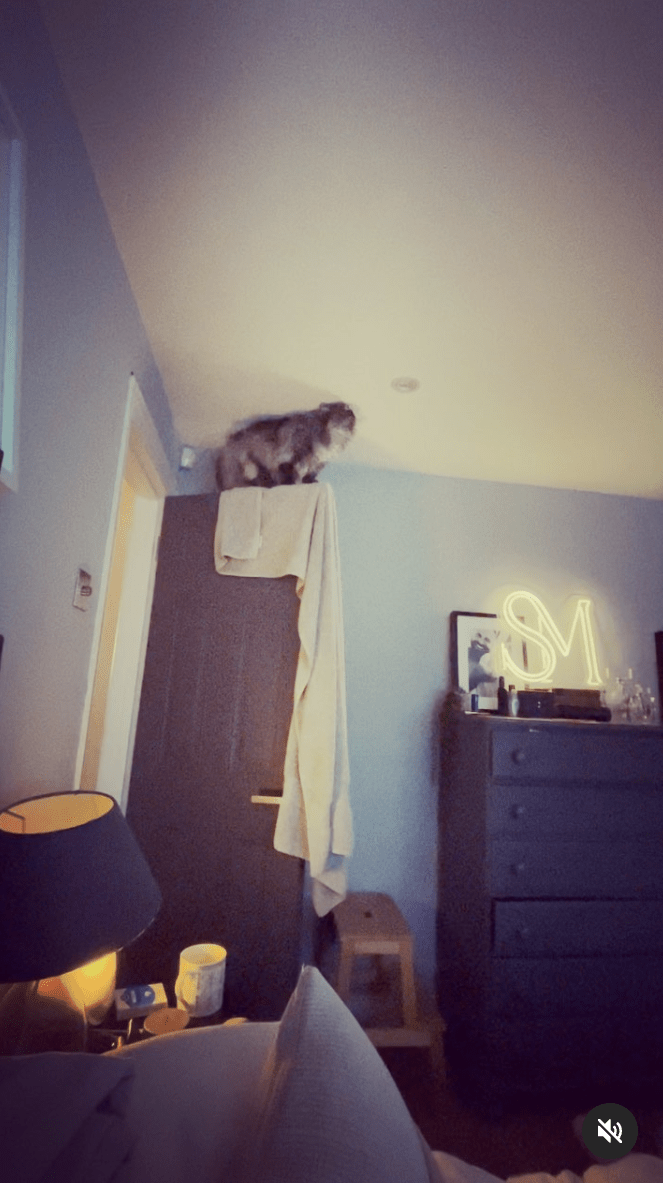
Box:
3;965;663;1183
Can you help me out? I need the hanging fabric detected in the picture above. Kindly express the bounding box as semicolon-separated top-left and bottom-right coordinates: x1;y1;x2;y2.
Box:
214;483;353;916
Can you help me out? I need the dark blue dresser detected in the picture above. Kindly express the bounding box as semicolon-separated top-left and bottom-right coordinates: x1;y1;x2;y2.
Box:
438;712;663;1111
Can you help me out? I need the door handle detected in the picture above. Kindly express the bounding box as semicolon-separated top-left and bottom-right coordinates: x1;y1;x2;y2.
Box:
250;795;283;806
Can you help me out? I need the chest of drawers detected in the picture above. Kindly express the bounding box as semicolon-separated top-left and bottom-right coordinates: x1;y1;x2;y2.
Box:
437;712;663;1109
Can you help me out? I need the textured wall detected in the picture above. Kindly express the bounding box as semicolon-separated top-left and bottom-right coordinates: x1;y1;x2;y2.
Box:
326;463;663;990
0;4;177;804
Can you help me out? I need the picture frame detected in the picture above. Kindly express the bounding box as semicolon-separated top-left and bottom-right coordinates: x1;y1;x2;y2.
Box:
450;611;507;711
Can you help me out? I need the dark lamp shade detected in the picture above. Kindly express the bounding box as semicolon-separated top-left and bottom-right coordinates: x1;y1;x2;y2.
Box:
0;791;161;982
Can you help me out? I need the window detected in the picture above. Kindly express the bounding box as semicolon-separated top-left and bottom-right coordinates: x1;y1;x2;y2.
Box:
0;85;24;491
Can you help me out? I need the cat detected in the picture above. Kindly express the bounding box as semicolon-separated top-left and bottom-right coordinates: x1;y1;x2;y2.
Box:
215;401;356;491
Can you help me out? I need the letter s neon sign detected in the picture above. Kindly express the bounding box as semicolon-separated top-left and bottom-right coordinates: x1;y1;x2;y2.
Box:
501;591;603;687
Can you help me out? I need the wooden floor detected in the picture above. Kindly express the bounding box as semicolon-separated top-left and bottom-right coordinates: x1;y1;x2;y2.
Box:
314;919;663;1179
381;1046;663;1179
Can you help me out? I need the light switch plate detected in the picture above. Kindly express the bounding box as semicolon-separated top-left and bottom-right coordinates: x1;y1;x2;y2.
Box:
73;568;93;610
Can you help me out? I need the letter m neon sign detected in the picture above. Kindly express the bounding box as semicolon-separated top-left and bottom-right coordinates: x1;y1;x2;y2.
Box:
501;590;603;686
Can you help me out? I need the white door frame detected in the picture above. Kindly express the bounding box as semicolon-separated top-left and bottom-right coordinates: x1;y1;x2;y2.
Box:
75;376;175;811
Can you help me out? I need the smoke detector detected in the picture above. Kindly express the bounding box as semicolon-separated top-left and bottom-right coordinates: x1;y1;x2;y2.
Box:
390;377;420;393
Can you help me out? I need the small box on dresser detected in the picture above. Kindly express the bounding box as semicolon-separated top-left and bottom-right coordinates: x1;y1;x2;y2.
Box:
437;711;663;1112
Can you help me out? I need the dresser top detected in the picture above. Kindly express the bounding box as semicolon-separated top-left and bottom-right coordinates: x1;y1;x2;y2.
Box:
459;711;663;736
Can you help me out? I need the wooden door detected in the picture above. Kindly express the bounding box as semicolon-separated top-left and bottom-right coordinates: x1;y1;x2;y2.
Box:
122;493;304;1019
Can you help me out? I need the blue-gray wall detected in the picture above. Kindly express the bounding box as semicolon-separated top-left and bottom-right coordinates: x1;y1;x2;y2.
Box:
325;465;663;990
2;5;662;1001
0;5;178;804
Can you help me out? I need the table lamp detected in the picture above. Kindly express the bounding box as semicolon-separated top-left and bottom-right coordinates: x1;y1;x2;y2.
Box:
0;790;161;1053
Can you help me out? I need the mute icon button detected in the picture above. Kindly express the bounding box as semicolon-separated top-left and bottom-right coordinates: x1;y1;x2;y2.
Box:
582;1105;638;1160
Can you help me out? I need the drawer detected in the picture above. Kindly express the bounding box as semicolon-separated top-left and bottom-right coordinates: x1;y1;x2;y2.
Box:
487;783;663;838
493;899;663;957
488;839;663;898
454;1012;616;1095
490;725;663;784
614;1014;663;1079
488;956;663;1019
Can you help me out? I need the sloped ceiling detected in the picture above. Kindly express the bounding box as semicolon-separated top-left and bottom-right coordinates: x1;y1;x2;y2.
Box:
40;0;663;496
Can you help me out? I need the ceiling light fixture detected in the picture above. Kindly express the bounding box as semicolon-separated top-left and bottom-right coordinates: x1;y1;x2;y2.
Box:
390;377;420;393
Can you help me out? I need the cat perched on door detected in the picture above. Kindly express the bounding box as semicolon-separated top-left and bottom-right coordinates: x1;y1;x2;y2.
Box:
215;401;356;491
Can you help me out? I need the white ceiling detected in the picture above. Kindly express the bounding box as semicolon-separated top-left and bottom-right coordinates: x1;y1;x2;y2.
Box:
40;0;663;497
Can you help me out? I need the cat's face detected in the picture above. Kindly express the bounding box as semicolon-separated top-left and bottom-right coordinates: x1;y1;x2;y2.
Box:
320;402;356;433
326;423;353;456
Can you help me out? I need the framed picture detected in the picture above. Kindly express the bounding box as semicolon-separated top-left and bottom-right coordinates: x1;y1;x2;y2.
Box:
450;611;507;711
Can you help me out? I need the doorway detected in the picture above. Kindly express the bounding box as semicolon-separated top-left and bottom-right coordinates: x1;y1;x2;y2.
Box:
76;377;173;812
123;493;305;1018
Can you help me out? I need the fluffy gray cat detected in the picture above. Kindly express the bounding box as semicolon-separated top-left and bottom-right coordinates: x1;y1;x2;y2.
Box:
215;401;356;491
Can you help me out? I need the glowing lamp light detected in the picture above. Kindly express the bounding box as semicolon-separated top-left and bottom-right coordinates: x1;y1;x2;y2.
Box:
501;590;603;687
39;951;118;1027
0;791;161;1053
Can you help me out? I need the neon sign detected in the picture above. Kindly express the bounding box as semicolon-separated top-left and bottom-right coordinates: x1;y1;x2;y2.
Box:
501;590;603;687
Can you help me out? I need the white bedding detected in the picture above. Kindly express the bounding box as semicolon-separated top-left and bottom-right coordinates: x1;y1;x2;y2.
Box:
432;1153;663;1183
3;967;663;1183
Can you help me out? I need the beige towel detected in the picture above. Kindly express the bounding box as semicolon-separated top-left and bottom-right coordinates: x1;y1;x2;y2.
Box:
215;487;262;560
214;484;353;915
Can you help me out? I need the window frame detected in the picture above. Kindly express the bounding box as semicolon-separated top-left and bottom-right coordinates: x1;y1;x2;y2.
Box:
0;83;25;492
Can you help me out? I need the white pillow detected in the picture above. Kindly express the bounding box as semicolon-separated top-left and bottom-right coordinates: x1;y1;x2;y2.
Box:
0;1052;135;1183
241;965;438;1183
108;1019;278;1183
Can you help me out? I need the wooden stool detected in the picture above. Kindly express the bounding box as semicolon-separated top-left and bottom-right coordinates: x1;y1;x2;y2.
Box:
332;891;431;1051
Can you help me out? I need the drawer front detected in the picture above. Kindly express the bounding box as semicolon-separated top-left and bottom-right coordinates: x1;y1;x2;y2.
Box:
489;839;663;898
490;725;663;784
464;1012;615;1093
488;956;663;1019
493;899;663;957
487;783;663;838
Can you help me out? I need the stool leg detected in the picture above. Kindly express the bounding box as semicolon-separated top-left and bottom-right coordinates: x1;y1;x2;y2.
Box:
430;1024;447;1083
336;942;354;1004
399;940;418;1028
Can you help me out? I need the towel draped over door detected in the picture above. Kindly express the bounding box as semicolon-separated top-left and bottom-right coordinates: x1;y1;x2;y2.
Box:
214;483;353;915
